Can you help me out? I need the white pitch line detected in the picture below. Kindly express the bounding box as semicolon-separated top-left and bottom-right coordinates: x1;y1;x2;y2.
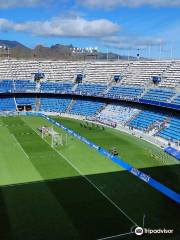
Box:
11;133;30;159
26;121;139;227
97;231;133;240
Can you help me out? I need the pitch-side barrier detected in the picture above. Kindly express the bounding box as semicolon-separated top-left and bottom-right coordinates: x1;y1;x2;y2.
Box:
39;113;180;204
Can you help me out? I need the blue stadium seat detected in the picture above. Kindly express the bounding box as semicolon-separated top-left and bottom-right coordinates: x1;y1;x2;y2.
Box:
15;80;36;92
75;84;107;95
172;95;180;105
70;100;104;117
40;97;71;112
107;86;143;99
40;82;73;93
128;110;165;131
0;80;13;93
16;97;36;110
158;117;180;142
0;97;16;111
142;88;175;102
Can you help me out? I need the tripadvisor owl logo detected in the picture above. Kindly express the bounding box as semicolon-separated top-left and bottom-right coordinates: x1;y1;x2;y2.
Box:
134;226;174;236
135;227;144;236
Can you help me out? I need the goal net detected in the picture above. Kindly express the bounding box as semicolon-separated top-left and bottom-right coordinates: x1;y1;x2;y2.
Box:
51;131;63;148
41;126;67;148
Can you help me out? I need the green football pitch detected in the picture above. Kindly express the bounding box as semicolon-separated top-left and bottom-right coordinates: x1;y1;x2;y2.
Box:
0;115;179;240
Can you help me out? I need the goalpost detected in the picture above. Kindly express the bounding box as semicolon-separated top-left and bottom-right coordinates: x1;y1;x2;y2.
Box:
51;129;63;148
41;126;68;148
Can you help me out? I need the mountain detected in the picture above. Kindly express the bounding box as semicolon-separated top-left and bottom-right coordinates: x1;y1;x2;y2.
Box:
0;40;142;61
0;40;27;49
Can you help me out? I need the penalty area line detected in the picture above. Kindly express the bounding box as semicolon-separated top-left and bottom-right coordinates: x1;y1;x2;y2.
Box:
27;121;139;228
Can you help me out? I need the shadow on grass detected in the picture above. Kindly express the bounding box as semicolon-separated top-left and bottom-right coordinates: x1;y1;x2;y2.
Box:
141;164;180;193
53;116;180;193
0;170;179;240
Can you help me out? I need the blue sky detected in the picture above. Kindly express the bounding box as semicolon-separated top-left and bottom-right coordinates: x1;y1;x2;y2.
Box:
0;0;180;58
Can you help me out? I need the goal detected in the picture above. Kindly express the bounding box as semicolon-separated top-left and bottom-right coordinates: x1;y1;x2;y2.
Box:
51;130;63;148
41;126;68;148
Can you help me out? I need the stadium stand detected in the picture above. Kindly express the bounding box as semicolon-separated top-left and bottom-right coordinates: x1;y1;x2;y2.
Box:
0;61;12;80
158;117;180;142
75;83;107;95
0;60;176;86
84;61;128;83
0;59;179;93
142;88;175;102
160;61;180;88
0;97;16;111
96;103;140;125
128;110;166;131
69;99;104;116
121;61;171;86
0;80;13;93
40;61;85;82
40;97;72;112
40;82;73;93
14;80;36;92
0;59;179;147
15;97;36;109
107;85;144;99
172;95;180;105
7;60;39;80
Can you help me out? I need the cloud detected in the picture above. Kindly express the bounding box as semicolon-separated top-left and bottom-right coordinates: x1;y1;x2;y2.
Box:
0;0;45;8
0;16;120;38
102;36;165;49
78;0;180;9
1;0;180;9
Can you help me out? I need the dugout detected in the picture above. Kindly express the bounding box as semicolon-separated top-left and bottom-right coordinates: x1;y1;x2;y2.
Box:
17;105;32;111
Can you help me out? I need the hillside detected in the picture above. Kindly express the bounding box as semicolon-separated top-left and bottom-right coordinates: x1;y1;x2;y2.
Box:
0;40;139;61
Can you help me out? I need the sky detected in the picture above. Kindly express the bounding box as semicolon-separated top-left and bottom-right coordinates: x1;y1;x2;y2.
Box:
0;0;180;59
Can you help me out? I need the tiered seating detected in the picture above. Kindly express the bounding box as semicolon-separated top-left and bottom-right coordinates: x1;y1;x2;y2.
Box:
142;88;175;102
172;95;180;105
0;60;179;90
128;110;165;131
96;103;140;124
160;61;180;88
40;61;85;82
70;100;104;116
40;82;73;93
16;97;36;109
158;117;180;142
0;97;16;111
1;60;39;80
84;62;128;83
12;61;39;80
107;86;143;99
40;97;71;112
122;61;171;86
75;83;107;95
0;61;12;79
0;80;13;93
14;80;36;92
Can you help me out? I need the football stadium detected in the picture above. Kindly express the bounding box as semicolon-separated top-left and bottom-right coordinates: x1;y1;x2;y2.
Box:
0;59;179;240
0;1;180;240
